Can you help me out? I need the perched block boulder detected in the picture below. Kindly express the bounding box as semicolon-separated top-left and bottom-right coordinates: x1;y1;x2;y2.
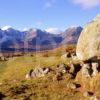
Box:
76;15;100;61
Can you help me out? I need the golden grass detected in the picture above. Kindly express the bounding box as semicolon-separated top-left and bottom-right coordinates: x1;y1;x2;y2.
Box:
0;44;100;99
0;54;71;82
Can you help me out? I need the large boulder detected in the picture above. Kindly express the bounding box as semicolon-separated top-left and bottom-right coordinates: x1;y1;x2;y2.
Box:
76;15;100;61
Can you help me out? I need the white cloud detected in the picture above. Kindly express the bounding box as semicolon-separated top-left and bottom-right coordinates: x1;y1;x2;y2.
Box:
45;27;62;34
73;0;100;9
1;26;12;30
23;28;29;31
45;2;52;8
36;21;43;26
44;0;56;8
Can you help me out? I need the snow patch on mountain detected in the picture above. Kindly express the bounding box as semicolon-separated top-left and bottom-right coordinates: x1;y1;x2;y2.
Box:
45;28;62;34
1;26;12;31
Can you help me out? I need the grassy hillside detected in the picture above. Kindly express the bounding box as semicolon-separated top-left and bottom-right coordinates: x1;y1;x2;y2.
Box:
0;44;97;100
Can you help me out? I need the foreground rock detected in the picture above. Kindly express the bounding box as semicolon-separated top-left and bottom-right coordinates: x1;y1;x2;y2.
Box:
61;52;71;59
75;15;100;78
76;14;100;61
26;67;50;79
90;96;100;100
83;91;93;97
56;63;69;73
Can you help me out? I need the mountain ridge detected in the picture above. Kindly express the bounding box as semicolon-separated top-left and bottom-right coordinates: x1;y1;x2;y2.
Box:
0;26;83;52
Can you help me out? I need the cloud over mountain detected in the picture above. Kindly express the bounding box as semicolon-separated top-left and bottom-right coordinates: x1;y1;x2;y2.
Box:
73;0;100;9
45;28;62;34
2;26;12;30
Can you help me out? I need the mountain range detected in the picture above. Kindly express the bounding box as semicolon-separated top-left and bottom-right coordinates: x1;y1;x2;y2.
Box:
0;26;83;52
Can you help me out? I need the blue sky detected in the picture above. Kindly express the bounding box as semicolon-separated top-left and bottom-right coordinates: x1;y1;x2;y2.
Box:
0;0;99;30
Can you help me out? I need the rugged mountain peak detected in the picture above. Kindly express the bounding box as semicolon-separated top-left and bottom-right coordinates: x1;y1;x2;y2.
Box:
65;26;82;32
67;26;82;30
62;26;82;37
0;26;82;52
28;28;37;32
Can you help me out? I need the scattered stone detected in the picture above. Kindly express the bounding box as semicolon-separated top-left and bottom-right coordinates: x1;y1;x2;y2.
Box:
71;52;76;56
67;82;77;89
0;56;8;61
43;68;50;74
69;64;75;74
56;63;69;74
90;96;100;100
82;63;92;78
71;52;79;62
26;67;50;79
61;52;71;59
92;62;99;76
53;72;63;81
69;63;82;78
26;69;33;79
56;64;68;73
65;73;74;79
83;91;93;97
33;67;44;77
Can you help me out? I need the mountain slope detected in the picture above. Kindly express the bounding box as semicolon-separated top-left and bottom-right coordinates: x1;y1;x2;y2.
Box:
61;26;83;44
0;26;82;52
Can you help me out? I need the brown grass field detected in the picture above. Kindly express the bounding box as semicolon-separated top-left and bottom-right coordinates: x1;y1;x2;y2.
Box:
0;44;100;100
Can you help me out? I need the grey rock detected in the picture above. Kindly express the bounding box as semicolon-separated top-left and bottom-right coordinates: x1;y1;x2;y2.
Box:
53;72;63;81
76;14;100;61
82;63;92;78
43;68;50;74
56;63;69;73
67;82;77;89
69;64;75;74
83;91;93;97
61;52;71;59
92;62;99;76
26;69;33;79
33;67;44;77
90;96;100;100
26;67;50;79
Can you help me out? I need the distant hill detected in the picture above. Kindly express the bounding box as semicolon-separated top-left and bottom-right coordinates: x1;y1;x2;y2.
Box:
0;26;83;52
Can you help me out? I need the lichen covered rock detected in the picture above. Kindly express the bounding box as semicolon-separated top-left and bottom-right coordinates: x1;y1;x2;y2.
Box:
76;15;100;61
